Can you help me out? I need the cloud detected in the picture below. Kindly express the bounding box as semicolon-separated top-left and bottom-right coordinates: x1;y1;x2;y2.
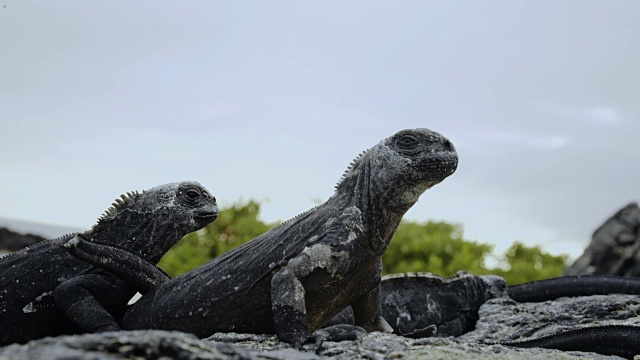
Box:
537;104;626;126
582;107;624;125
476;130;570;150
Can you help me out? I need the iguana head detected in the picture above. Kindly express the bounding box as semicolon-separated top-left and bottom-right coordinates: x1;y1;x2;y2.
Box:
336;128;457;212
334;128;457;254
87;181;218;262
378;128;457;209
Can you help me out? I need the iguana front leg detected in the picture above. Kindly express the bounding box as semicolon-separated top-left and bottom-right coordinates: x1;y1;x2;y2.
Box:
54;273;132;332
271;243;357;347
351;282;393;334
271;265;309;347
64;235;170;294
55;235;172;333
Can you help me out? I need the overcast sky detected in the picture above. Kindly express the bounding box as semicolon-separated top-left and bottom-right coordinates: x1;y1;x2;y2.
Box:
1;1;638;259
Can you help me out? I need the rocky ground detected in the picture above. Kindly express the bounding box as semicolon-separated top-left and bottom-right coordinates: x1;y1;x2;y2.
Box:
1;293;638;360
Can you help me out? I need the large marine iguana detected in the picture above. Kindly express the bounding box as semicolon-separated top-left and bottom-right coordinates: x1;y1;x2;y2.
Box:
66;128;458;347
0;181;217;345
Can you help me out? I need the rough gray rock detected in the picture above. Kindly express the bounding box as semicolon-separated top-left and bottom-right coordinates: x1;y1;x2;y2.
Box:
0;227;45;252
3;294;637;359
0;330;621;360
463;294;640;344
565;202;640;277
0;330;251;360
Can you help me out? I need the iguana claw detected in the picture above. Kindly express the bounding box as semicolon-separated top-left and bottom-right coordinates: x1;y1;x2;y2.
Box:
317;324;367;342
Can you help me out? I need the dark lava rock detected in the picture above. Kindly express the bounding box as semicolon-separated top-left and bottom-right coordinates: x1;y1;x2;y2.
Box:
0;330;252;360
462;294;640;344
565;202;640;277
0;228;45;252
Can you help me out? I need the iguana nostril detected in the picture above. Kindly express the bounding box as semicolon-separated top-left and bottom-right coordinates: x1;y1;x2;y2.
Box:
442;139;455;152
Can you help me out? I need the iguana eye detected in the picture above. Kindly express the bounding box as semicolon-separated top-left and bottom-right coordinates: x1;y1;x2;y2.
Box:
397;135;419;150
184;189;201;202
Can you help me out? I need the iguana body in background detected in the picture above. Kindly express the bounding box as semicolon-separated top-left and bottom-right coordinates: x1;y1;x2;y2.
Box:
0;181;217;345
326;272;507;338
67;128;458;347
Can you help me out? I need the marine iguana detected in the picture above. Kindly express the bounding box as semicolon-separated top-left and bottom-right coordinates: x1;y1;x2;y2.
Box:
498;324;640;359
325;272;507;338
0;181;217;345
65;128;458;347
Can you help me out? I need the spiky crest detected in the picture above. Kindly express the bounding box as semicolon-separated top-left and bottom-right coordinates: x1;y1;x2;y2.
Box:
382;272;472;282
382;272;443;281
261;148;372;233
262;204;324;235
334;148;370;190
93;190;143;228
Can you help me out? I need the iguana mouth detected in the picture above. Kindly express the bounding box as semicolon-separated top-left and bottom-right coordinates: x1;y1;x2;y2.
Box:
194;212;218;222
419;158;458;173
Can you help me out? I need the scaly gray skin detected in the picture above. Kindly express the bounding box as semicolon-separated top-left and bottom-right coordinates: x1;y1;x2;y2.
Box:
498;325;640;359
326;272;507;338
0;181;217;345
66;128;458;347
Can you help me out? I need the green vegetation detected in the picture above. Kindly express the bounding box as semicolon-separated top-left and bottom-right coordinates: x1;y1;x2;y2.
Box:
382;220;568;284
159;200;568;285
158;200;274;276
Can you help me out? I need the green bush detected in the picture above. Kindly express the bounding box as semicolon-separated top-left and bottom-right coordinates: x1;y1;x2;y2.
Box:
382;221;493;276
489;241;569;285
158;200;274;277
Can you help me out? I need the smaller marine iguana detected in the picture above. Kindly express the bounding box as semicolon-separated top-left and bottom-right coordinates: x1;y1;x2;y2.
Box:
66;128;458;348
0;181;217;345
326;272;507;338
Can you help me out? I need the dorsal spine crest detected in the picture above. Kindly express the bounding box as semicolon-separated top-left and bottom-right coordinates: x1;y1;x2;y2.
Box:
334;148;370;190
94;190;144;227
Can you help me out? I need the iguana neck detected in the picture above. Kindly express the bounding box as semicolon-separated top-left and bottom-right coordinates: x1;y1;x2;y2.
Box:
333;152;416;256
85;207;180;263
